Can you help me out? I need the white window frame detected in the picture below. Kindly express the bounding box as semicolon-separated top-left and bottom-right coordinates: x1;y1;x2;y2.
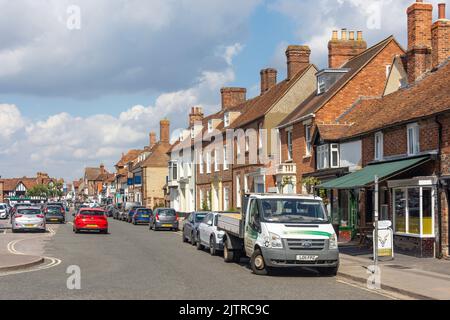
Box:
245;135;250;152
224;113;230;127
223;187;230;211
374;132;384;161
407;123;420;156
258;123;263;149
305;125;312;156
208;120;213;133
286;128;293;161
223;145;229;170
236;175;241;208
393;186;435;238
198;151;204;174
330;143;340;168
317;144;329;170
317;77;325;94
214;150;219;172
206;152;211;174
236;138;241;156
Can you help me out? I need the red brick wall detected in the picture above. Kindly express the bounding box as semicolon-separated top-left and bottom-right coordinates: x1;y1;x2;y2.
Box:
441;114;450;175
384;126;408;157
431;19;450;69
316;40;404;123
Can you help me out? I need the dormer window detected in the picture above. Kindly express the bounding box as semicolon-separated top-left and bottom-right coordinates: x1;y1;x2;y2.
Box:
316;68;350;95
224;112;230;127
208;120;213;133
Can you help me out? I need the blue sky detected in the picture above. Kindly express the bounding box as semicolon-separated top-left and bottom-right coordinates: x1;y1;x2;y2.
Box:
0;0;445;181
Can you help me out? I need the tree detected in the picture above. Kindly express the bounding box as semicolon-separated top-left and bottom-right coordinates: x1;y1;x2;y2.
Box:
27;184;50;198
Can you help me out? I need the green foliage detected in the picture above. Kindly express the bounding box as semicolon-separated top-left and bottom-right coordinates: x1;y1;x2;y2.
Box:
302;177;321;194
27;182;63;199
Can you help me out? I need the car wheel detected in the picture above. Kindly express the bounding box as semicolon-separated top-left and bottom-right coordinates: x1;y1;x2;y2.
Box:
209;237;217;256
251;248;271;276
318;266;338;277
196;235;204;250
182;230;188;243
191;232;196;246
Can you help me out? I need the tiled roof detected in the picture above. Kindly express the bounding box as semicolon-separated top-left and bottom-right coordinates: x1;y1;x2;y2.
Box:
316;124;353;141
84;168;102;181
115;149;142;167
336;59;450;139
0;177;57;192
230;64;315;128
278;36;401;127
140;142;171;168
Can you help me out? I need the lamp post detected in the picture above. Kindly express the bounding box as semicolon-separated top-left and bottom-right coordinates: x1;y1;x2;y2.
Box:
374;175;379;268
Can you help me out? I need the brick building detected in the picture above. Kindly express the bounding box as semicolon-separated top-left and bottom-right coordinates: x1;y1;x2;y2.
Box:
276;32;404;195
314;1;450;258
193;44;318;211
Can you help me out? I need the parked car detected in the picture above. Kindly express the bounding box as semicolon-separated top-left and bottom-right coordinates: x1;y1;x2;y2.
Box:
11;206;46;233
182;212;207;245
0;203;9;219
73;208;108;234
105;205;116;218
112;205;122;220
126;206;145;222
149;208;179;231
44;205;66;224
131;208;153;225
196;212;225;256
120;202;141;221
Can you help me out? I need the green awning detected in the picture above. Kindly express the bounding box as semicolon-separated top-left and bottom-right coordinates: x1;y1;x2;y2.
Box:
318;156;430;189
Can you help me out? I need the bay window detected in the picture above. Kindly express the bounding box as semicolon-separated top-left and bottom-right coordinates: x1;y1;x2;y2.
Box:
317;143;340;169
393;186;434;237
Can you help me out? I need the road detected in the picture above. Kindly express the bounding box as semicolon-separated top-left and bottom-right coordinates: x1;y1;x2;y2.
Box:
0;213;392;300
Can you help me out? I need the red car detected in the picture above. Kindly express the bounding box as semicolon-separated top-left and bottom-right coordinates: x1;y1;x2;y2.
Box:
73;208;108;234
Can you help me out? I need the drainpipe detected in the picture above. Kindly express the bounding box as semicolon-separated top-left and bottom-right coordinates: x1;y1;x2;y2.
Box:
435;116;443;259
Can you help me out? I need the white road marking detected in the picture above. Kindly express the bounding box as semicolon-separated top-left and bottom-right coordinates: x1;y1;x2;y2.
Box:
336;278;409;300
1;226;62;277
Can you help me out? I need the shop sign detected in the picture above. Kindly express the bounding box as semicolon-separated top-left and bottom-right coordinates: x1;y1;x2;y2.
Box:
373;220;394;258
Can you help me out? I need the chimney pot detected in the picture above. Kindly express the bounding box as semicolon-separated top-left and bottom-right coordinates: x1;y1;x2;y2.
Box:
331;30;339;40
149;131;157;149
349;31;355;41
260;68;277;94
438;3;446;19
341;29;348;40
357;31;363;41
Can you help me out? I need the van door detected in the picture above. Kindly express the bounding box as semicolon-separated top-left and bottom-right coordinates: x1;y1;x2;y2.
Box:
244;199;260;256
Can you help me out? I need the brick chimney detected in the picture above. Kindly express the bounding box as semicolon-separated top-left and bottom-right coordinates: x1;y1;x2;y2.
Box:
100;164;105;174
221;87;247;110
432;3;450;69
260;68;277;95
189;106;204;127
328;29;367;68
149;131;157;149
406;0;433;82
286;45;311;80
160;119;170;143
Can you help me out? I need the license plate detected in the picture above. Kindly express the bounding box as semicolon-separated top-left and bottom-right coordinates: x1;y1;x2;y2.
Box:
25;224;34;227
296;255;319;261
141;215;149;218
162;224;172;227
51;219;58;221
87;224;98;228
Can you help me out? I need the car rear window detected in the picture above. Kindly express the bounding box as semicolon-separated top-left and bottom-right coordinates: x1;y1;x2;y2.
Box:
0;204;6;209
79;210;105;216
137;209;152;214
159;209;176;216
195;214;206;222
18;209;41;215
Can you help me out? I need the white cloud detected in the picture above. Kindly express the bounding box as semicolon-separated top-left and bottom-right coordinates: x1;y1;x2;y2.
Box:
0;44;239;180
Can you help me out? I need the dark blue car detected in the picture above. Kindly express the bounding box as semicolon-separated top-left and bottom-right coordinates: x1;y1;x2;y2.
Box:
131;208;153;225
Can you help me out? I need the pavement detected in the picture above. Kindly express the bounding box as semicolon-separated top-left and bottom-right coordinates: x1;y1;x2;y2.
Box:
338;244;450;300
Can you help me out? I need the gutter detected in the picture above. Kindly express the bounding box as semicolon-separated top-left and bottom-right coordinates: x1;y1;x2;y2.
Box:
277;113;315;130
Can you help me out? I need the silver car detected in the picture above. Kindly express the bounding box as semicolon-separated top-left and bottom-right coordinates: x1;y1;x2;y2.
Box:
0;203;8;219
12;206;46;233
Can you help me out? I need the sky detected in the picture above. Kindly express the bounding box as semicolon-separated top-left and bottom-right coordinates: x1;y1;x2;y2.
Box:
0;0;446;182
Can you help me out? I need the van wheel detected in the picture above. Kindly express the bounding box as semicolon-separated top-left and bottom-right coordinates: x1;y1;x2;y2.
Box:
251;248;271;276
319;266;338;277
223;242;234;263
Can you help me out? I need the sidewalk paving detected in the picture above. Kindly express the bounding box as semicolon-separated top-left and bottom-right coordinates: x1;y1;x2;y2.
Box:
338;245;450;300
